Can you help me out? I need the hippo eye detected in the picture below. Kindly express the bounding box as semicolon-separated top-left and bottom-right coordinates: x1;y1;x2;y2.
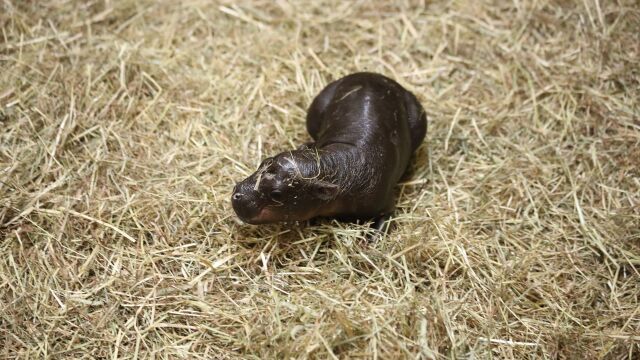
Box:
270;190;284;201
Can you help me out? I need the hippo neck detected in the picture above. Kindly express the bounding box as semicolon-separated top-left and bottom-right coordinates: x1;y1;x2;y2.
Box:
315;143;380;196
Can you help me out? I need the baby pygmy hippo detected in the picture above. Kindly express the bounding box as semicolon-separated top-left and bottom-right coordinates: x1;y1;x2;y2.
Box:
231;72;427;225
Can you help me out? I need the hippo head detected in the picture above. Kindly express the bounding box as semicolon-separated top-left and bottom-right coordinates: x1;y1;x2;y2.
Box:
231;150;339;224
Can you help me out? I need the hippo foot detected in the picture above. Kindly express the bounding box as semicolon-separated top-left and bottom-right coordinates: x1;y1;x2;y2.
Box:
364;212;394;243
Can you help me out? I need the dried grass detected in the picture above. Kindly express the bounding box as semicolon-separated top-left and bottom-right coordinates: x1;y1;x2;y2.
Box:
1;0;639;358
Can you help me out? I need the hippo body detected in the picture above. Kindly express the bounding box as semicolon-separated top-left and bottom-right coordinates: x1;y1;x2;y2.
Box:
232;72;427;225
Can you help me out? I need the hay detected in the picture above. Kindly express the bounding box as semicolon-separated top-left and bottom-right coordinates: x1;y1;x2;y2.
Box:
1;0;638;358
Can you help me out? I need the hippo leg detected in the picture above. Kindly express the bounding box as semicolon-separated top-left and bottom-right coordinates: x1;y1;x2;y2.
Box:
373;212;393;233
365;212;393;241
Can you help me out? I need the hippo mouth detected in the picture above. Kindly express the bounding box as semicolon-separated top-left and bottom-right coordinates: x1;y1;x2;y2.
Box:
231;189;279;224
242;207;282;225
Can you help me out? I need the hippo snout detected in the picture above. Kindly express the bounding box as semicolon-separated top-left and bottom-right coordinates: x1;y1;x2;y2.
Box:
231;182;263;223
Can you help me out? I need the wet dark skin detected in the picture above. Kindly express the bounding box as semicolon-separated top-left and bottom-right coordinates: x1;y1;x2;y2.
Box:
231;72;427;228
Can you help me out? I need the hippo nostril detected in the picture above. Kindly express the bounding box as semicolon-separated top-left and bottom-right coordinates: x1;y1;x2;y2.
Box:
232;193;243;201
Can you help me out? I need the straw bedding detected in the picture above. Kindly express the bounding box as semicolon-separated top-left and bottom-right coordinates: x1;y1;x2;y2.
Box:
1;0;638;358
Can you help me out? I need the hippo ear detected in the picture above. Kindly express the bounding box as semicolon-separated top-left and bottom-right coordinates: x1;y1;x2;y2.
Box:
310;180;339;201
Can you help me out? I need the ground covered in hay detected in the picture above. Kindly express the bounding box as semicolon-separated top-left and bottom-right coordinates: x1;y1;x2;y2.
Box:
1;0;639;358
